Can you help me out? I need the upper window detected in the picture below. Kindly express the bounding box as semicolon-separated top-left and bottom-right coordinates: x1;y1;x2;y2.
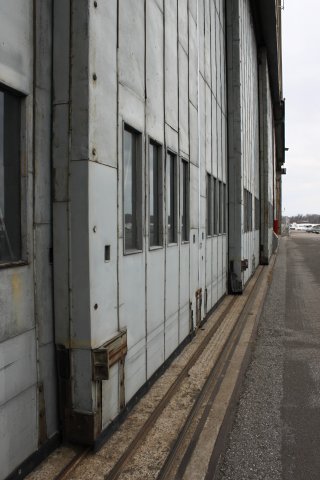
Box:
0;88;22;264
167;151;177;244
149;140;163;247
123;124;142;252
181;159;189;242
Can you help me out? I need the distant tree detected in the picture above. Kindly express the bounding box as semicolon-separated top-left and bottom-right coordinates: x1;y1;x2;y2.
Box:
289;214;320;224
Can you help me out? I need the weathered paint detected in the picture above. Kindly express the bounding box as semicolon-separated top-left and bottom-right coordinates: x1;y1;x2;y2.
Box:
227;0;268;292
0;1;58;478
0;0;283;472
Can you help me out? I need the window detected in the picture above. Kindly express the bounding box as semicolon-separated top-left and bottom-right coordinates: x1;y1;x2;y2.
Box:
219;181;224;234
181;159;189;242
206;173;212;236
149;140;163;247
167;151;177;244
123;124;142;252
268;202;274;228
0;88;22;264
244;188;253;232
214;177;218;235
223;183;227;234
255;197;260;231
248;191;253;231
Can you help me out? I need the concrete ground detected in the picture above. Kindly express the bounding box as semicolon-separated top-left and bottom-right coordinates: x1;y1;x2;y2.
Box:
216;232;320;480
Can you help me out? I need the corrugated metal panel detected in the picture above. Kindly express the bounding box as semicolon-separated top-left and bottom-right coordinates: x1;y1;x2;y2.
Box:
89;0;117;168
146;0;165;142
89;163;118;348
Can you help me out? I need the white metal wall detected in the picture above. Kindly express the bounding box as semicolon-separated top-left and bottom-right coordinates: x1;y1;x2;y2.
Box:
0;0;282;473
200;0;228;315
239;0;260;284
259;49;276;263
227;0;263;291
68;0;229;427
0;2;58;479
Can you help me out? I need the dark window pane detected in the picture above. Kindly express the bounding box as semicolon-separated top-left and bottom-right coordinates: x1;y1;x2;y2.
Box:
219;181;223;234
249;192;252;231
255;197;260;231
224;183;227;233
149;141;162;247
243;188;248;232
214;178;218;235
167;152;177;243
207;173;212;236
0;89;21;263
268;202;273;228
123;126;141;251
181;160;189;241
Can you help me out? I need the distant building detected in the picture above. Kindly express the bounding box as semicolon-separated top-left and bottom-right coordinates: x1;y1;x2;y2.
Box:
0;1;285;478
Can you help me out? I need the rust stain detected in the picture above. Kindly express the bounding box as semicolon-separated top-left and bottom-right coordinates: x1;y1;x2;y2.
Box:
11;272;22;302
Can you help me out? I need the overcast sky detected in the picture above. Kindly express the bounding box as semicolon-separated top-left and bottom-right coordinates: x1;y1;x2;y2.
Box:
282;0;320;216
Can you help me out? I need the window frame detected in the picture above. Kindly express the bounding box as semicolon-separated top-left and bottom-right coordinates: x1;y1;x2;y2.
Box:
0;84;27;268
148;138;164;249
166;150;178;246
122;122;143;255
243;188;253;233
213;177;219;236
243;188;247;233
206;173;213;237
248;191;253;231
181;158;189;243
219;180;224;234
223;183;227;234
255;196;260;231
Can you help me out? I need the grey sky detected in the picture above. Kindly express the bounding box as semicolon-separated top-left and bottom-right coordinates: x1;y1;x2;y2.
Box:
282;0;320;216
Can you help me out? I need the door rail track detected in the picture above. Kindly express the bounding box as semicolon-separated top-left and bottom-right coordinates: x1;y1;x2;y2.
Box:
157;266;266;479
52;268;264;480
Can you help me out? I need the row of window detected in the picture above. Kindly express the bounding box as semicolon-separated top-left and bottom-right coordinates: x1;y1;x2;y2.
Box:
206;174;227;236
123;124;189;253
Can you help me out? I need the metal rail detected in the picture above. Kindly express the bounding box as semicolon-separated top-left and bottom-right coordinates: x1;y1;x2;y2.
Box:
51;267;264;480
157;266;265;479
53;448;90;480
104;296;238;480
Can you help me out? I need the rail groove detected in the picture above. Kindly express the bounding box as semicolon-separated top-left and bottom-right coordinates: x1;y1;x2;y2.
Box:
53;448;90;480
50;266;265;480
104;295;238;480
157;266;265;479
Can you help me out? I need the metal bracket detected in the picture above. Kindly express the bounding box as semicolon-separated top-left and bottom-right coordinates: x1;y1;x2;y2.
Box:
92;329;127;381
195;288;202;327
241;259;249;271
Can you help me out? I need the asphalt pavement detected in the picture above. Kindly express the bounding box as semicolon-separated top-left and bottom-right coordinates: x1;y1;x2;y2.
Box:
215;232;320;480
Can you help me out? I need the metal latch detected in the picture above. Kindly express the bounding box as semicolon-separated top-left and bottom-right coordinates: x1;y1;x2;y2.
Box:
92;329;127;381
241;259;249;271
